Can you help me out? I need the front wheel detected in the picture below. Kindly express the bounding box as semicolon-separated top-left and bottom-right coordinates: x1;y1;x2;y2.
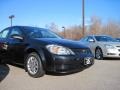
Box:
95;48;103;60
25;52;45;78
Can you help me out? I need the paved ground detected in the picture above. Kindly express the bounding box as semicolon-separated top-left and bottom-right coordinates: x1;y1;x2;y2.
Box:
0;59;120;90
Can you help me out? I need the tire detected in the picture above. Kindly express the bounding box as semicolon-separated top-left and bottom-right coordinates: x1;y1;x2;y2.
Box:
95;48;103;60
25;52;45;78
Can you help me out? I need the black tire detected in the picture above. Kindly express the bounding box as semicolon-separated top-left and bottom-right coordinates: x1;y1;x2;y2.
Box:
25;52;45;78
95;48;103;60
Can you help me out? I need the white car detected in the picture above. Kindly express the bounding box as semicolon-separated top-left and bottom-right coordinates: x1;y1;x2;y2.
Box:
80;35;120;60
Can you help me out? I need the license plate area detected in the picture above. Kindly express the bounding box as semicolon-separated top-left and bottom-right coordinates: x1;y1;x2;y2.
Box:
84;57;91;65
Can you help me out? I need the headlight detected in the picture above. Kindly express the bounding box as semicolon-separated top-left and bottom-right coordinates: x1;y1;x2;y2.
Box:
46;44;75;55
105;44;115;49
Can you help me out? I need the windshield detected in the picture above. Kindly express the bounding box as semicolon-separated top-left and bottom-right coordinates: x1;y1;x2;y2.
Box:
23;27;62;39
95;36;117;42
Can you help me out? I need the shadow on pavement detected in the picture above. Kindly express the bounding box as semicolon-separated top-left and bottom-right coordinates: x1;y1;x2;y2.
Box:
46;65;92;76
8;63;89;76
8;62;24;69
0;64;10;82
101;58;120;61
5;62;93;77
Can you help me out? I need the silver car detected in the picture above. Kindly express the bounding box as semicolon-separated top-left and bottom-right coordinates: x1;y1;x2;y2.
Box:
80;35;120;60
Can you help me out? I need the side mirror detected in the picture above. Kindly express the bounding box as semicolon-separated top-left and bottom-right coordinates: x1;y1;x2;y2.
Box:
11;34;24;41
88;39;95;42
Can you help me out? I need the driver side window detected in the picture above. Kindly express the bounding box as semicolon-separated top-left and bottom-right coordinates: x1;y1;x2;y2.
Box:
9;28;22;38
80;37;88;42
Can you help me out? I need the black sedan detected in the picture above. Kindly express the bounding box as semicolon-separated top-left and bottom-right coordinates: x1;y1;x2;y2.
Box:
0;26;94;78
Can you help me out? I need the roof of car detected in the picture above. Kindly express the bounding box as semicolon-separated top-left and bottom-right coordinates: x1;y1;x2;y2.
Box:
8;26;40;29
87;35;111;37
4;26;47;31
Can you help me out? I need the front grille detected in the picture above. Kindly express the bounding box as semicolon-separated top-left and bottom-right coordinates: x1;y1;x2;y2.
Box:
72;49;91;55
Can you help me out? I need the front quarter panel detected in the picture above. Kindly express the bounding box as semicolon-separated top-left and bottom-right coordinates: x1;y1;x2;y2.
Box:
24;38;49;70
95;42;107;56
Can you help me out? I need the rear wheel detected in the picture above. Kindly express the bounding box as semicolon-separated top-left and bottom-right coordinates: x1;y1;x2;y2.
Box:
25;52;45;78
95;48;103;60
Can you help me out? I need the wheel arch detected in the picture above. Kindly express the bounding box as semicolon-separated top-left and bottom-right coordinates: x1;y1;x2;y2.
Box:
95;46;104;59
95;46;103;51
24;47;46;71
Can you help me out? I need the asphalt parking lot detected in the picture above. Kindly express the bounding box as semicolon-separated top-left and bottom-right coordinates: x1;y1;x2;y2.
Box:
0;59;120;90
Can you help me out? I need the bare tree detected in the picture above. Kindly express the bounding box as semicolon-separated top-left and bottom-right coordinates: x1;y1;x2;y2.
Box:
45;17;120;40
89;16;102;35
45;22;59;33
103;20;120;37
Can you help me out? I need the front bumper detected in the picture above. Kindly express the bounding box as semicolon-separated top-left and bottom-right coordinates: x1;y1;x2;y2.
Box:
103;48;120;58
49;54;94;73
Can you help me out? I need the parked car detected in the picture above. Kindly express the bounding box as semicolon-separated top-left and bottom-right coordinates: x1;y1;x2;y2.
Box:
80;35;120;60
115;38;120;42
0;26;94;78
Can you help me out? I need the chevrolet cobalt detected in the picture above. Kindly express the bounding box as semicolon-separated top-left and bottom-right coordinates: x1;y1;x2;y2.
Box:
0;26;94;78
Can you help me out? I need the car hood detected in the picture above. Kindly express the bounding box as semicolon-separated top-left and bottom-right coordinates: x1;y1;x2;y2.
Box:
98;41;120;46
35;38;88;49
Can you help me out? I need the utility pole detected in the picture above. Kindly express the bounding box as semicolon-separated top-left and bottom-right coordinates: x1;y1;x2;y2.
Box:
62;26;65;38
9;15;15;27
82;0;85;37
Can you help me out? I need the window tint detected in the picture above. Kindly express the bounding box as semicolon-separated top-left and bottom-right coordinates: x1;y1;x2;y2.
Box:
0;29;9;38
41;30;58;38
81;37;89;42
9;28;22;37
95;36;116;42
27;28;61;39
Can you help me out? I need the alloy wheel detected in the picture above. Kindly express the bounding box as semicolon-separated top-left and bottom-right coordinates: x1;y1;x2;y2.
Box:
27;56;39;75
95;48;103;60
